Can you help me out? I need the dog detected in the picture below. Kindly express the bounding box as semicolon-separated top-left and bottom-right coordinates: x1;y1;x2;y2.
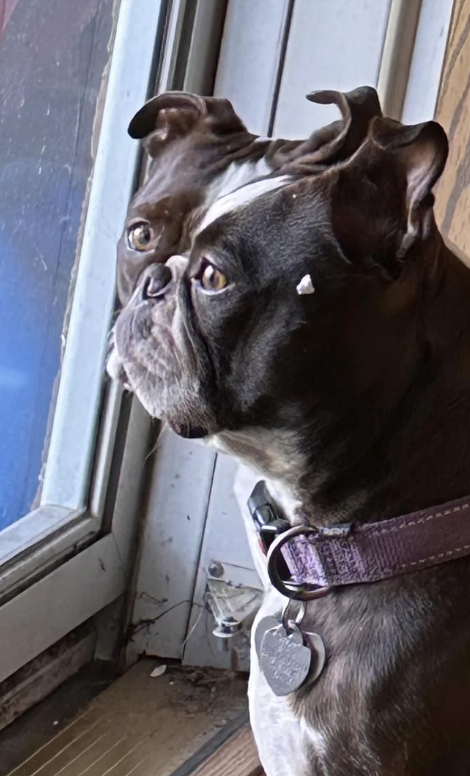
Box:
108;89;470;775
114;87;382;305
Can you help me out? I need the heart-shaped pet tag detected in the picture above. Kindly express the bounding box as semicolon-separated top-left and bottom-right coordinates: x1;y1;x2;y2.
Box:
254;616;282;659
259;624;311;696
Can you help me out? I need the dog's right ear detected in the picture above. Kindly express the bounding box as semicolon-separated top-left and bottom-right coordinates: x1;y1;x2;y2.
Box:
368;117;448;248
128;91;248;155
329;116;448;278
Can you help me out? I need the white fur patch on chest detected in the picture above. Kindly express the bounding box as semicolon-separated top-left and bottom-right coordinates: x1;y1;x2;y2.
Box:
299;716;329;760
249;588;329;776
233;465;329;776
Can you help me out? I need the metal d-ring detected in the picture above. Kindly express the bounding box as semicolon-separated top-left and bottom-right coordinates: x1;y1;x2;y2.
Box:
266;524;331;602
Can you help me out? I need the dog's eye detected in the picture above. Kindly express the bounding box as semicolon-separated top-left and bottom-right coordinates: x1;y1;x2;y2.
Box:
127;221;153;251
197;262;228;293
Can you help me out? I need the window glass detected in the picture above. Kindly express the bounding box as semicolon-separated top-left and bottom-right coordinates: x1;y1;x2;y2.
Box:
0;0;115;528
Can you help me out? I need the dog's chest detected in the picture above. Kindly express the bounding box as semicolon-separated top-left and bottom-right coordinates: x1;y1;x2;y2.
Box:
234;465;329;776
249;591;329;776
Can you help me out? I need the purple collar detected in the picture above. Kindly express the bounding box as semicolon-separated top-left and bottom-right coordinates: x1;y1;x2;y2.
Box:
256;489;470;601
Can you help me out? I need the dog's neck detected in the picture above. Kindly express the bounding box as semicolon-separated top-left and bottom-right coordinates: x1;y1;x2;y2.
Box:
215;244;470;528
361;246;470;518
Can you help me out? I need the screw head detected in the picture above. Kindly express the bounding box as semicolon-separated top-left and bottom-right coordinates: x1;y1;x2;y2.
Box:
208;560;224;578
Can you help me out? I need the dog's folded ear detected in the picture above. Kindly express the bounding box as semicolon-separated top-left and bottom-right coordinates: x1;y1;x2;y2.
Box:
128;92;205;140
128;91;248;155
274;86;382;173
368;117;449;247
330;116;449;277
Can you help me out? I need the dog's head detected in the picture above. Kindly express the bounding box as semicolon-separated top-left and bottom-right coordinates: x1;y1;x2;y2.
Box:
111;101;448;497
117;86;382;305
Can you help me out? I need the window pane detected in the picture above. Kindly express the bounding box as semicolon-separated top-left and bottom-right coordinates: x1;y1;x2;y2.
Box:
0;0;115;528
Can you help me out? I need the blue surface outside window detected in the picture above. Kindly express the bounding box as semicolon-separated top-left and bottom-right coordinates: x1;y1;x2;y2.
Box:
0;0;114;529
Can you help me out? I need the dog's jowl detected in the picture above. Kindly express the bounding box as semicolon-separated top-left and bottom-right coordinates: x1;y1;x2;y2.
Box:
109;88;470;776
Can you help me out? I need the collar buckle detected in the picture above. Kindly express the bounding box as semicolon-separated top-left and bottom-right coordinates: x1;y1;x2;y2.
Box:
248;481;290;554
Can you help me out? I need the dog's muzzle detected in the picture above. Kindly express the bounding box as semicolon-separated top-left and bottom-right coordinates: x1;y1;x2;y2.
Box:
106;261;176;386
141;263;173;300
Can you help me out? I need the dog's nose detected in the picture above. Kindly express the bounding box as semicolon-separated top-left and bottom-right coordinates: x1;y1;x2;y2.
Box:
142;264;172;300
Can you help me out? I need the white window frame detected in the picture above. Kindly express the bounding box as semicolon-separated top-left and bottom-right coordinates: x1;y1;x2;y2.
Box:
0;0;167;684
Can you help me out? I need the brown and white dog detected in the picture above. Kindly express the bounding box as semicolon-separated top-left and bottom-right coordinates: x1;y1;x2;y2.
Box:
113;87;382;305
108;89;470;775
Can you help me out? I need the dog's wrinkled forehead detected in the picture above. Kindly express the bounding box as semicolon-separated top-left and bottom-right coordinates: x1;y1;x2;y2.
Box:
193;174;330;276
117;86;384;305
196;175;292;235
192;111;449;294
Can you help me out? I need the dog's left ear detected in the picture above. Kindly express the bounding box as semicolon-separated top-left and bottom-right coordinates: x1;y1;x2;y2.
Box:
330;116;448;276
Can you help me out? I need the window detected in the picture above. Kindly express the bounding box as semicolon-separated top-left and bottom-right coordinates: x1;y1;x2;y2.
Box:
0;0;166;684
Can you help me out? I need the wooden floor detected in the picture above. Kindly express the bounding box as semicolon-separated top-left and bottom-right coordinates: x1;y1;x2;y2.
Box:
3;660;262;776
191;727;262;776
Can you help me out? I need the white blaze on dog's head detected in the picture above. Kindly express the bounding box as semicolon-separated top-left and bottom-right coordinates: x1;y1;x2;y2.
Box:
204;156;272;207
197;175;291;234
